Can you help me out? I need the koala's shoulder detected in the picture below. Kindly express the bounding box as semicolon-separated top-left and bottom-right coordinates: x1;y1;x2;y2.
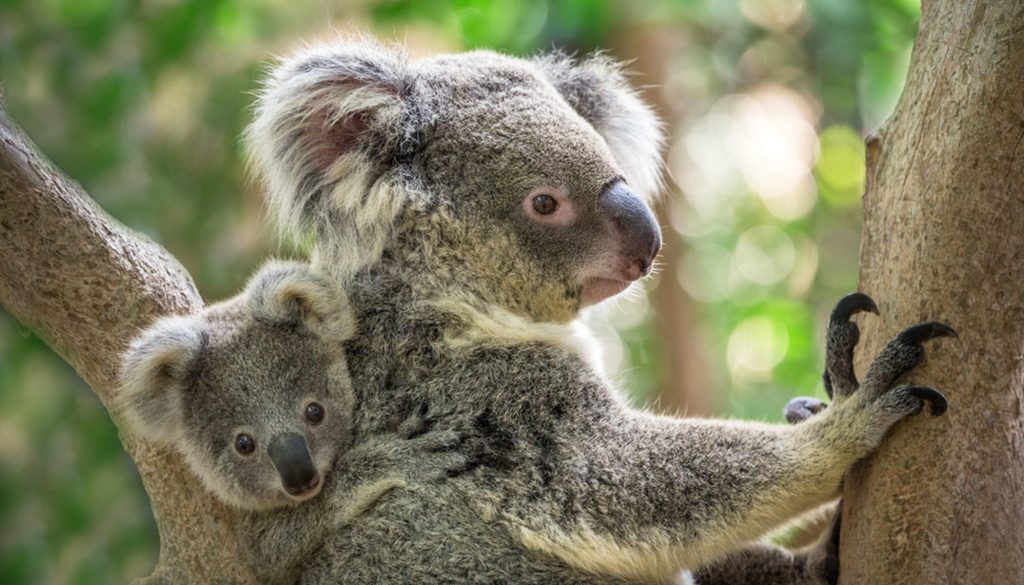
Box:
430;340;602;413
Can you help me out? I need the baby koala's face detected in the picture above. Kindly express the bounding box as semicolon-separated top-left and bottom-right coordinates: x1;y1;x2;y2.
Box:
119;261;357;511
181;314;353;509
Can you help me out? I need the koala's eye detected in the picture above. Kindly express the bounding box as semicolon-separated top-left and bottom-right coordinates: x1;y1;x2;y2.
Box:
235;433;255;456
305;402;325;425
531;194;558;215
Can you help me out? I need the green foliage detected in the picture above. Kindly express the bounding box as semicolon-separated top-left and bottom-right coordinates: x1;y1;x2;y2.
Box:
0;0;920;582
372;0;615;53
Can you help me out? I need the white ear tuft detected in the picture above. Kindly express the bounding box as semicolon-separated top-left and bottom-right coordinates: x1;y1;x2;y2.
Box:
244;38;414;257
118;316;206;443
535;53;665;204
247;260;355;344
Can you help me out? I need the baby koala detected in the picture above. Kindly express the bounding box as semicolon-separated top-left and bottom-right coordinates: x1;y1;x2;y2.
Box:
118;260;356;510
119;260;468;581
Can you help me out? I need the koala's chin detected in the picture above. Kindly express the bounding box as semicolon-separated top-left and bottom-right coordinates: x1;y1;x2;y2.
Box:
270;482;325;508
282;484;323;505
580;277;634;307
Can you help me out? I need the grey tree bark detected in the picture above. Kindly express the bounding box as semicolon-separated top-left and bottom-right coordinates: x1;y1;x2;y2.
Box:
841;0;1024;583
0;98;254;583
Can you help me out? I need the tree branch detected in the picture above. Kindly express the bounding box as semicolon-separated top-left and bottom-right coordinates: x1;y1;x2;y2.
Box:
0;97;254;583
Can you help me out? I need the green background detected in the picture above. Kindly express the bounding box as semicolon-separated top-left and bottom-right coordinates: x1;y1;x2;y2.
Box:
0;1;919;582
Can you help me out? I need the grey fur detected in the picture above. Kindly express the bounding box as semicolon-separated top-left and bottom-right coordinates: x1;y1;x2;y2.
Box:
119;260;471;583
242;40;950;584
532;52;664;202
118;260;357;510
237;412;471;584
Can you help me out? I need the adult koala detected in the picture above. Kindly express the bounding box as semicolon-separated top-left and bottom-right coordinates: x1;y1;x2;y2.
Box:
245;39;953;584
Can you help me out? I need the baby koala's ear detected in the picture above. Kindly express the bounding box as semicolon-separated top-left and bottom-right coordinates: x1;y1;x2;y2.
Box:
247;260;355;344
534;52;665;204
245;38;413;239
118;315;207;443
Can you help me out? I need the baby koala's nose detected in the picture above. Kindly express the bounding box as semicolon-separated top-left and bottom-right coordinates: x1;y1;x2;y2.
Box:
268;432;320;497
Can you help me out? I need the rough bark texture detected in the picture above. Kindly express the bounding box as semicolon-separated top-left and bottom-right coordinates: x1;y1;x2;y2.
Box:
0;99;255;583
842;1;1024;583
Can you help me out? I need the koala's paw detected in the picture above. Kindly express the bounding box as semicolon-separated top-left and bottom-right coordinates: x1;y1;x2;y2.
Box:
391;404;477;480
394;402;438;439
861;322;955;417
823;292;878;400
407;428;467;453
825;293;953;417
784;396;827;425
406;431;474;483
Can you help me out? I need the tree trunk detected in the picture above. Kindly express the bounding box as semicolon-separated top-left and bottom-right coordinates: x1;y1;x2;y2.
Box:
0;99;254;583
841;1;1024;583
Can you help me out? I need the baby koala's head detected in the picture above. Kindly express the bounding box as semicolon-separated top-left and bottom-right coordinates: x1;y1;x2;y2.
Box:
118;261;355;510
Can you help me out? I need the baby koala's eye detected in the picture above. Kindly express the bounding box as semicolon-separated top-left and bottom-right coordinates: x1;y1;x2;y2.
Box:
305;402;325;425
235;433;256;456
531;194;557;215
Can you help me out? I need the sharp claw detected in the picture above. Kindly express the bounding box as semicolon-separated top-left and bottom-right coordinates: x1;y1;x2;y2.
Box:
896;322;958;346
830;292;879;324
907;385;948;416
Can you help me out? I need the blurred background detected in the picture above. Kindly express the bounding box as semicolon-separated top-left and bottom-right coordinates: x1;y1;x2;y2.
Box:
0;0;919;583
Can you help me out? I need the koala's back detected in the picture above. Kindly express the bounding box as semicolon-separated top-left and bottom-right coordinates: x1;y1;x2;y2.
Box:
306;327;645;584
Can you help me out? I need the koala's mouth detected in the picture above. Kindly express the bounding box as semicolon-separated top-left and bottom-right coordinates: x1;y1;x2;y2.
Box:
280;472;323;503
581;277;633;306
282;485;321;504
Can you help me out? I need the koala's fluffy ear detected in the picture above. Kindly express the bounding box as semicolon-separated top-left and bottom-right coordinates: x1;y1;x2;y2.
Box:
118;316;207;443
245;39;413;242
247;260;355;344
535;53;665;204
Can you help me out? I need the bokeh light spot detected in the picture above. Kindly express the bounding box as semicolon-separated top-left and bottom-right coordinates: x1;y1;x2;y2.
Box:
816;125;866;207
739;0;806;32
735;225;796;286
727;316;790;383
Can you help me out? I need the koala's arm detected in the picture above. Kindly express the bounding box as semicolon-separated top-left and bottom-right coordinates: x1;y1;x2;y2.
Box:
516;297;951;583
522;412;845;582
689;418;842;585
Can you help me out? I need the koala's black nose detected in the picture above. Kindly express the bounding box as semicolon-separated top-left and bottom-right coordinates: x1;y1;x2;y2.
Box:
267;432;320;497
599;181;662;280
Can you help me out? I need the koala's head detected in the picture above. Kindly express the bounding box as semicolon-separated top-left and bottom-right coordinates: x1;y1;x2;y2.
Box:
246;40;663;323
118;261;355;510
